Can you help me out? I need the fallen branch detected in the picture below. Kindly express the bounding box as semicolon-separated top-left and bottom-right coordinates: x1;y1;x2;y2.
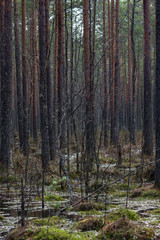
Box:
59;159;159;212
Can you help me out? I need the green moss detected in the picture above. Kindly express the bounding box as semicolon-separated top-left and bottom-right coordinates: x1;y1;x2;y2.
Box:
55;185;67;191
0;175;16;184
146;208;160;219
44;193;64;201
0;214;4;221
35;193;64;202
141;189;160;199
32;216;65;226
107;208;140;221
112;190;127;198
33;227;90;240
116;183;138;191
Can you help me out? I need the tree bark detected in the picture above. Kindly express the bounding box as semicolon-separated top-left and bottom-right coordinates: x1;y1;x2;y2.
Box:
130;0;136;144
103;0;108;147
155;0;160;188
110;0;115;144
39;0;50;168
0;0;4;139
14;0;23;149
113;0;120;145
0;0;12;165
143;0;153;155
45;0;55;160
31;1;38;142
22;0;28;155
57;0;65;149
128;0;132;134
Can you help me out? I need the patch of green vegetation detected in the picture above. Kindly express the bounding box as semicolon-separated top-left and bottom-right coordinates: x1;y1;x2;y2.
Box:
116;183;138;191
33;226;93;240
149;220;160;225
0;175;16;184
132;188;160;200
0;214;4;221
141;189;160;199
147;208;160;217
51;202;62;211
32;216;65;226
44;193;64;201
35;193;64;202
108;204;118;208
107;208;140;221
112;190;127;198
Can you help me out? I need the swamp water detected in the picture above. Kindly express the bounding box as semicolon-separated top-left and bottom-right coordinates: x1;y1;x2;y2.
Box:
0;184;55;239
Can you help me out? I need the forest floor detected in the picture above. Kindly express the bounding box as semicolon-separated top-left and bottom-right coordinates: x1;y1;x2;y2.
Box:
1;132;160;240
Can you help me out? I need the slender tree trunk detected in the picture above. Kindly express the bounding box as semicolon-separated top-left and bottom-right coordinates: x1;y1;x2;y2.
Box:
128;0;132;134
0;0;12;165
31;2;38;142
155;0;160;188
58;0;65;148
137;43;141;130
83;0;91;196
22;0;28;155
14;0;23;149
0;0;4;140
108;0;111;131
113;0;120;145
39;0;50;168
103;0;108;147
130;0;136;144
110;0;115;144
143;0;153;155
53;0;58;158
45;0;55;160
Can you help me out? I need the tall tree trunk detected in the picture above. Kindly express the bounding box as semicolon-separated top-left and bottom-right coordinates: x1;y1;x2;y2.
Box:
31;1;38;142
128;0;132;134
57;0;65;148
39;0;50;168
108;0;111;131
83;0;93;196
22;0;28;155
155;0;160;188
143;0;153;155
0;0;12;165
113;0;120;145
0;0;4;140
103;0;108;147
45;0;55;160
53;0;58;158
137;43;141;130
130;0;136;144
110;0;115;144
14;0;23;149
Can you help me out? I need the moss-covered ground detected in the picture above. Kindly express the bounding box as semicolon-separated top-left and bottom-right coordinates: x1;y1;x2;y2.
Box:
2;132;160;239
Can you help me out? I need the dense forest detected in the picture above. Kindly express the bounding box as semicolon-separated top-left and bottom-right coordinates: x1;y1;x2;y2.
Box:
1;0;160;239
